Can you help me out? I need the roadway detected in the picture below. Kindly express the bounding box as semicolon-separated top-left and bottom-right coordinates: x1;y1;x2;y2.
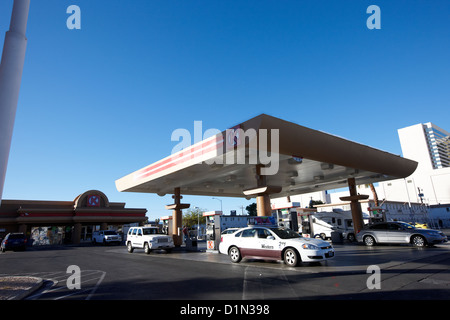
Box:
1;241;449;302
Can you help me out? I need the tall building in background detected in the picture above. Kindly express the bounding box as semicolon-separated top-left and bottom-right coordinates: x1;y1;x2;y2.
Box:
398;123;450;172
380;122;450;207
423;123;450;169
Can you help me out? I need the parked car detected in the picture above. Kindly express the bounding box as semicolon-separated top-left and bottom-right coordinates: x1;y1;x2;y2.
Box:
126;226;174;254
356;221;447;247
92;230;121;245
219;226;334;267
408;222;428;229
1;233;27;252
221;228;240;236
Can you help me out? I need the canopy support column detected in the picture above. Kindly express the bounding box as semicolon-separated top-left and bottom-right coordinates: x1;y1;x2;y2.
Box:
165;187;190;246
256;194;272;217
340;177;369;233
244;165;281;217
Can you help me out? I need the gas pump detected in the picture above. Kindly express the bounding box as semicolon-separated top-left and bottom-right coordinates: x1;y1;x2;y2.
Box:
271;202;301;231
161;216;173;235
296;208;317;237
367;206;386;224
203;211;222;250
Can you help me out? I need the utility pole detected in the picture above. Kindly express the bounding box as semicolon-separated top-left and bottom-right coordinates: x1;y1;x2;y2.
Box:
0;0;30;204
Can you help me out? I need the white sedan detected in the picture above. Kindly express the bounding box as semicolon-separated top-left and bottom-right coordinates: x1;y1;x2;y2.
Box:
219;226;335;267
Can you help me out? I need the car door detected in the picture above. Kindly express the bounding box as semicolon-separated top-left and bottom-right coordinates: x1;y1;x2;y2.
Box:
255;228;280;260
130;228;139;246
368;223;389;243
237;228;258;258
135;228;144;247
386;223;410;243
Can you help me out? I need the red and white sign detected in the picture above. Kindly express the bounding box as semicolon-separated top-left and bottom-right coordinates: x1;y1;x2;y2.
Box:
87;195;100;207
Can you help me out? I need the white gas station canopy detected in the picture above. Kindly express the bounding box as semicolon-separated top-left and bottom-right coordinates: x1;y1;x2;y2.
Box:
115;114;417;199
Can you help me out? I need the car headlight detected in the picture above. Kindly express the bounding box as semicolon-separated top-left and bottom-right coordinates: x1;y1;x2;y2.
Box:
302;243;319;250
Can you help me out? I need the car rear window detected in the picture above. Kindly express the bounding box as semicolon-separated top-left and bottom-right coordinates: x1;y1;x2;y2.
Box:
8;234;25;239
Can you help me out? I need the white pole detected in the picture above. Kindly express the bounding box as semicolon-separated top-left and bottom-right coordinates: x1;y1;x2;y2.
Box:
0;0;30;204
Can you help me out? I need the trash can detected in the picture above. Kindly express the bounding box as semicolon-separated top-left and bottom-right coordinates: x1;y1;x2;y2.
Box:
190;237;197;248
186;237;198;251
330;231;343;244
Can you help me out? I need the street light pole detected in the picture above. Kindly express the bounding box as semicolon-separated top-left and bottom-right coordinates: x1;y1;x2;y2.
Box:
212;197;223;213
0;0;30;204
194;206;200;240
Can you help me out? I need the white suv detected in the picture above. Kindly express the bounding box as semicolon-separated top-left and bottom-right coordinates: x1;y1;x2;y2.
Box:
126;227;174;254
92;230;121;245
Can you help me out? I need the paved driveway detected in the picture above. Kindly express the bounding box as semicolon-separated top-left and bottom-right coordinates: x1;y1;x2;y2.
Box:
1;242;449;301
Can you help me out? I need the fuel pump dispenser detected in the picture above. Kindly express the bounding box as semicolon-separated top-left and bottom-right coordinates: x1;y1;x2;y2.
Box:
203;210;250;251
203;211;222;251
296;208;317;237
161;215;173;235
272;203;318;237
271;202;301;231
367;206;386;224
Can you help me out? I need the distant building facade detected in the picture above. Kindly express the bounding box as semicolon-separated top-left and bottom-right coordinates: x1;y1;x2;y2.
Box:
0;190;147;245
379;123;450;204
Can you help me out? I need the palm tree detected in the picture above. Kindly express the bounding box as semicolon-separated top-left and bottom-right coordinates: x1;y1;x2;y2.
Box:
368;183;379;206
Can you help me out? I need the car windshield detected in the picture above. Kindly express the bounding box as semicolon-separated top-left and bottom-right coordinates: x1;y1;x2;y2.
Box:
143;228;160;235
104;231;117;235
270;228;301;239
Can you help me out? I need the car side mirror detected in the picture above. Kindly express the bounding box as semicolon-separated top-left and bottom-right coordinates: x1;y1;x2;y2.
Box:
267;236;275;240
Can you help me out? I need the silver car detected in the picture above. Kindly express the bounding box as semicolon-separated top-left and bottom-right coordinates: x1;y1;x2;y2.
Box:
356;222;447;247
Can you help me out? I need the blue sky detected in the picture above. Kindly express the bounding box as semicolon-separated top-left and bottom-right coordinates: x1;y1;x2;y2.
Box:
1;0;449;220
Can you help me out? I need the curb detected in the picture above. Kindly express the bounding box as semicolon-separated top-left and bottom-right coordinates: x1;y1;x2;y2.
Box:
0;276;44;300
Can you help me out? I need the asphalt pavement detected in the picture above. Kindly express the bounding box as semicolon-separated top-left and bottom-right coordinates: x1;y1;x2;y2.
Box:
2;229;450;301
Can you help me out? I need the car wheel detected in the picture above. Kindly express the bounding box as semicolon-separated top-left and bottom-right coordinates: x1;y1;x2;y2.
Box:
411;235;426;247
347;233;355;242
127;242;134;253
229;246;242;263
144;242;151;254
284;248;300;267
364;235;376;246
